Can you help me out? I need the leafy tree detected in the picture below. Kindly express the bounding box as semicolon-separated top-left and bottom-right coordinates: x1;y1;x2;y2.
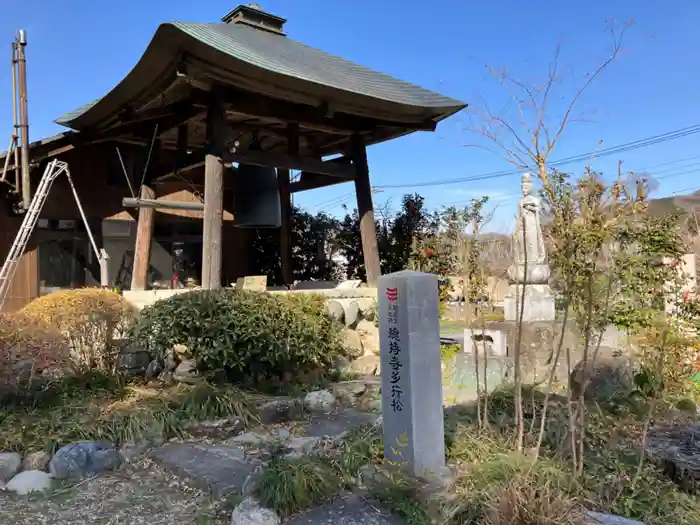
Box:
251;206;340;285
333;193;434;279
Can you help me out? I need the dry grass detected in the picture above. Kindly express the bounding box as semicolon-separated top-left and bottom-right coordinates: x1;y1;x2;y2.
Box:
0;462;229;525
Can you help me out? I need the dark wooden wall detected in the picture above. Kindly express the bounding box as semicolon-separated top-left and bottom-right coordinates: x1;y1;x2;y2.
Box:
0;142;251;311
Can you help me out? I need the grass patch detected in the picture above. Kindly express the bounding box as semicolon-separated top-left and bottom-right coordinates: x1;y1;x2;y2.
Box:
440;389;700;525
249;386;700;524
0;374;258;454
255;456;343;518
372;482;432;525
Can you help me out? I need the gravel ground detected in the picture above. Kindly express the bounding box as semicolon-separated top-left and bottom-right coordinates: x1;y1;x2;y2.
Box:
0;461;230;525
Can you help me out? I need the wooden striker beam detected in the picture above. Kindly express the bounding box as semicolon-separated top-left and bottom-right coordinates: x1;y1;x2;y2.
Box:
351;134;381;286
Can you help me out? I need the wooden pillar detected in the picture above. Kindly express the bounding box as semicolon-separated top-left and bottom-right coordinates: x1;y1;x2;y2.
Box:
130;184;155;291
351;134;381;286
201;97;225;290
278;123;298;287
278;168;293;286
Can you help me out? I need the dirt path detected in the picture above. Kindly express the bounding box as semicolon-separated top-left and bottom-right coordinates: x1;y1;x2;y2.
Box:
0;462;229;525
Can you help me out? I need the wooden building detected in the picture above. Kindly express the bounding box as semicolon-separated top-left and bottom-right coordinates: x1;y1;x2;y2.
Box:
0;4;466;311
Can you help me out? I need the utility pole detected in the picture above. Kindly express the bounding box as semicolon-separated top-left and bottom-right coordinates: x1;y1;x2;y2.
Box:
16;30;30;210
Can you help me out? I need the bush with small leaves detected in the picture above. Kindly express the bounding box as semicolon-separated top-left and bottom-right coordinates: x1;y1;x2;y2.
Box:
0;311;72;389
129;289;346;385
21;288;137;371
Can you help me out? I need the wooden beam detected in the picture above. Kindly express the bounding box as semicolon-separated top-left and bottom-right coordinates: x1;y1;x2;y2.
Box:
122;197;204;211
130;185;155;291
195;87;438;134
201;97;226;290
224;149;354;179
351;134;381;286
157;149;355;182
278;168;293;286
290;174;352;193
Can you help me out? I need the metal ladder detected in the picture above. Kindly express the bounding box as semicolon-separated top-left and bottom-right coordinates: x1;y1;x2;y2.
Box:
0;159;109;311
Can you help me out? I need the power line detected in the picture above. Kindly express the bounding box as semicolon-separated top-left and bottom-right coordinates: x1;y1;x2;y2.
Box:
388;161;700;211
376;124;700;189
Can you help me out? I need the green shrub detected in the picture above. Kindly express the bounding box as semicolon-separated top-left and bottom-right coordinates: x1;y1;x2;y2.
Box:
129;289;346;385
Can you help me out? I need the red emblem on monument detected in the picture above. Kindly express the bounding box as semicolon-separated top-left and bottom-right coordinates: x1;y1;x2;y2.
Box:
386;287;398;302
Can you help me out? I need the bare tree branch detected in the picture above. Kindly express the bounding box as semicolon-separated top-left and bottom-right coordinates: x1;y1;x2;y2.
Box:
545;24;629;156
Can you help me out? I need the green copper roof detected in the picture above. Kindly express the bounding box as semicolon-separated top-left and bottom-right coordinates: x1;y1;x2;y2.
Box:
171;22;463;109
55;21;465;130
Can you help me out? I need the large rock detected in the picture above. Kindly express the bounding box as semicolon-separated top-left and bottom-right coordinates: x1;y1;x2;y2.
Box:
145;359;164;380
164;348;179;373
115;341;152;378
349;355;380;376
344;301;361;328
325;300;345;324
304;390;336;413
49;441;122;479
342;329;364;358
230;497;281;525
258;397;305;424
285;494;401;524
152;442;258;497
570;356;635;402
645;423;700;491
5;470;52;495
0;452;21;483
173;359;202;384
187;417;246;439
172;343;191;358
585;511;644;524
330;380;368;402
356;320;380;356
22;451;51;472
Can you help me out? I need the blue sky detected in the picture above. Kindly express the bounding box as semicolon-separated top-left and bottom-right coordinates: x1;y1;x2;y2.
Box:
2;0;699;232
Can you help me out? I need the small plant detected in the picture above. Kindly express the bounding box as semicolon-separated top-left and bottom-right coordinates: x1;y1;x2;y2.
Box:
440;343;461;362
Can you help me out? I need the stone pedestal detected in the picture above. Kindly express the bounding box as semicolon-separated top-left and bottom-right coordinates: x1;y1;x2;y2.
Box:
504;284;555;322
377;270;446;479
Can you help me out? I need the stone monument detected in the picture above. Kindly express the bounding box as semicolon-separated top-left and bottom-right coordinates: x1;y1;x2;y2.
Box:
377;270;447;479
504;173;555;322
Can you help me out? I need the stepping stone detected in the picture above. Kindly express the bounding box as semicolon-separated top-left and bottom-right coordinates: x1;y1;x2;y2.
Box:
304;409;377;438
151;442;260;497
285;494;402;524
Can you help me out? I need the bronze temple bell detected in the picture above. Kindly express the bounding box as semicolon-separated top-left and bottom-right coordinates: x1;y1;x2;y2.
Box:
232;163;281;228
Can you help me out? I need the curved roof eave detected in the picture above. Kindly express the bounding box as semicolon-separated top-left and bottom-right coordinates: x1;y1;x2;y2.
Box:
55;22;467;132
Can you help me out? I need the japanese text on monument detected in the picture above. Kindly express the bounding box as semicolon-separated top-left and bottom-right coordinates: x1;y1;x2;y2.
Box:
385;287;403;412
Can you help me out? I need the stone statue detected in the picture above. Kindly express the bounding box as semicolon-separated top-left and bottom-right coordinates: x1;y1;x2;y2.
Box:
504;173;555;322
508;173;550;285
